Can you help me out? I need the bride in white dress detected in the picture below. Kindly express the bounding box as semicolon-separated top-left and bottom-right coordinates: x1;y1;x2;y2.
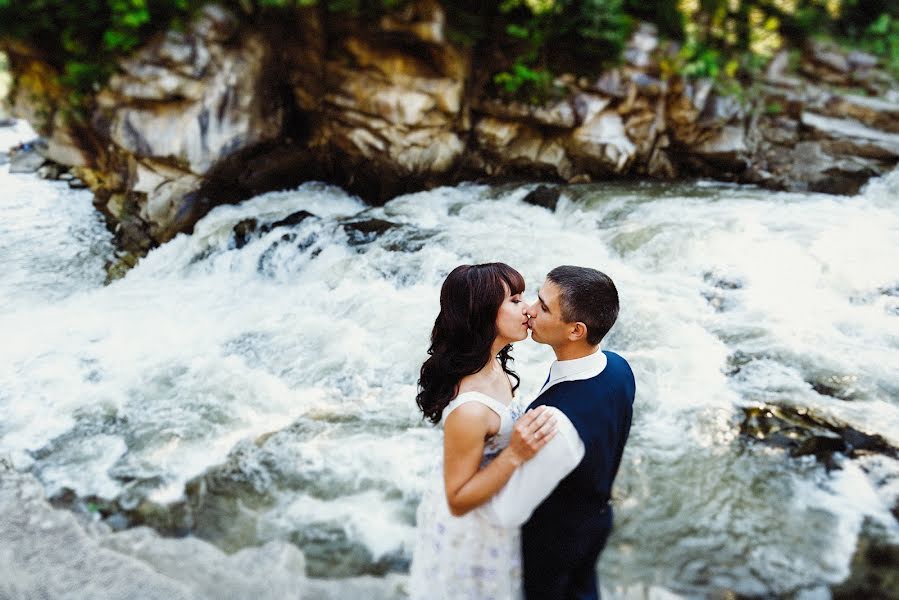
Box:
408;263;557;600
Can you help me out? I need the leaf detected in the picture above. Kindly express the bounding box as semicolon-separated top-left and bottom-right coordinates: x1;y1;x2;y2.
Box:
505;23;531;39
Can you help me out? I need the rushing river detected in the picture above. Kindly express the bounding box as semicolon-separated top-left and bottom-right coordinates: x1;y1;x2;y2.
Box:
2;121;898;598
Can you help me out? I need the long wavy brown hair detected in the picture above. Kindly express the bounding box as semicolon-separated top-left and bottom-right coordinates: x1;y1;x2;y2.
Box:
416;263;525;424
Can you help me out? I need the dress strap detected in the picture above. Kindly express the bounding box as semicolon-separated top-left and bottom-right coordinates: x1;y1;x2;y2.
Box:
442;391;511;424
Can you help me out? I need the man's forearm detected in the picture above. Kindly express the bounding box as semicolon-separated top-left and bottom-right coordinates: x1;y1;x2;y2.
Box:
481;409;584;528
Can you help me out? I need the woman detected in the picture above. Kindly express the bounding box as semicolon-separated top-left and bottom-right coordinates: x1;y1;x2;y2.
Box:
408;263;557;599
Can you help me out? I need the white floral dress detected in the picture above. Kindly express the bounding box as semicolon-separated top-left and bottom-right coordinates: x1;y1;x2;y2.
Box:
408;392;525;600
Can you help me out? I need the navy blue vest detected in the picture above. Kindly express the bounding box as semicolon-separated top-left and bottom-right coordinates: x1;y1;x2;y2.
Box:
522;350;635;600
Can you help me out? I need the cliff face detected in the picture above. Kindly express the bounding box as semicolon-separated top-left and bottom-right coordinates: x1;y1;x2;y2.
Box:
4;2;899;257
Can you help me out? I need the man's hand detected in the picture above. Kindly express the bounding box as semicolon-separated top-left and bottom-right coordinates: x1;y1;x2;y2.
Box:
506;406;558;465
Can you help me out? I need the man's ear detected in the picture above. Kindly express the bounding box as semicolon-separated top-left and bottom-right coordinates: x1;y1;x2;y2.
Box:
568;322;588;342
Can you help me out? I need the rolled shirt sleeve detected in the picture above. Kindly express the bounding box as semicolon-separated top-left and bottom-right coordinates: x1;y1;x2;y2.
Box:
480;407;585;528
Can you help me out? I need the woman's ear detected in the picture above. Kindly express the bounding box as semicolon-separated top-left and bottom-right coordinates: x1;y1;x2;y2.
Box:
568;322;588;342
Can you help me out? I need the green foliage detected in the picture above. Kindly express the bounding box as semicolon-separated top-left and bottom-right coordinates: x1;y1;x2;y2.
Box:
493;61;556;103
1;0;896;112
0;0;205;95
855;13;899;77
0;0;404;102
484;0;632;102
764;101;783;115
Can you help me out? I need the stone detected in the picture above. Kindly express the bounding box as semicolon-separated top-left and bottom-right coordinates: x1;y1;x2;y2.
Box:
37;163;63;179
691;126;749;169
342;218;398;245
806;40;851;74
192;4;239;43
767;141;880;195
765;50;790;81
106;30;283;175
699;94;744;125
759;116;799;146
474;117;522;151
631;73;664;97
378;0;446;44
133;161;203;241
8;140;47;173
474;97;577;129
816;94;899;134
573;93;611;125
569;110;637;173
847;51;879;70
623;22;658;69
522;185;561;211
591;69;628;99
801;112;899;158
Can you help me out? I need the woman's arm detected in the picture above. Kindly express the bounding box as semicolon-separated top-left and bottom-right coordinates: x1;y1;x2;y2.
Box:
443;404;556;517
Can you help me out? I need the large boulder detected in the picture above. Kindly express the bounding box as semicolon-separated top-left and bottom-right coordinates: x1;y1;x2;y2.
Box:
311;4;467;198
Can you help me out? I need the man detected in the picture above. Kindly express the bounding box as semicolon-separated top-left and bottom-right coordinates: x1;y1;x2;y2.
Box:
483;265;636;599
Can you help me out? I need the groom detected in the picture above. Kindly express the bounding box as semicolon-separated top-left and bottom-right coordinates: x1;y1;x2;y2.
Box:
483;265;636;599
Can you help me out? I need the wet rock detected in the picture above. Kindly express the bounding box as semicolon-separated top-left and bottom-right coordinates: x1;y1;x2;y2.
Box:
831;520;899;600
808;373;862;401
8;139;47;173
232;210;316;249
522;185;561;211
703;273;742;290
0;117;16;127
3;462;409;597
342;218;398;245
272;210;316;230
764;140;880;195
740;403;899;467
106;252;141;283
37;162;64;180
702;272;743;311
232;219;259;249
68;177;88;189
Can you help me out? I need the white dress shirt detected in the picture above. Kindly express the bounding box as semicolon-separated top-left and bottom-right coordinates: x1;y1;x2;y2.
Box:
481;348;607;528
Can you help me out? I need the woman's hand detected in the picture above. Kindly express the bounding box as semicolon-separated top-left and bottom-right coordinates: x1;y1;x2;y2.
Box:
506;406;558;465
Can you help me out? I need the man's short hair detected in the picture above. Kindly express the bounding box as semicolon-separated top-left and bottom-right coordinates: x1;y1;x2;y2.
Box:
546;265;619;346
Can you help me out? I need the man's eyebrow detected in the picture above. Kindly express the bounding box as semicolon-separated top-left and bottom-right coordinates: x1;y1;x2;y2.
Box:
537;292;550;313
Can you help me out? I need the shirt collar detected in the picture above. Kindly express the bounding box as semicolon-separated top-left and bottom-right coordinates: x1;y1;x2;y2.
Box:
547;347;605;384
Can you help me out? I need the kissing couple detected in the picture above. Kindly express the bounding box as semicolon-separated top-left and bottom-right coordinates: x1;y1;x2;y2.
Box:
408;263;636;600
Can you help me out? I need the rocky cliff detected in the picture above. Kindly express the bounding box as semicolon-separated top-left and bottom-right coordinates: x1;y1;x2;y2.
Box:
3;2;898;260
